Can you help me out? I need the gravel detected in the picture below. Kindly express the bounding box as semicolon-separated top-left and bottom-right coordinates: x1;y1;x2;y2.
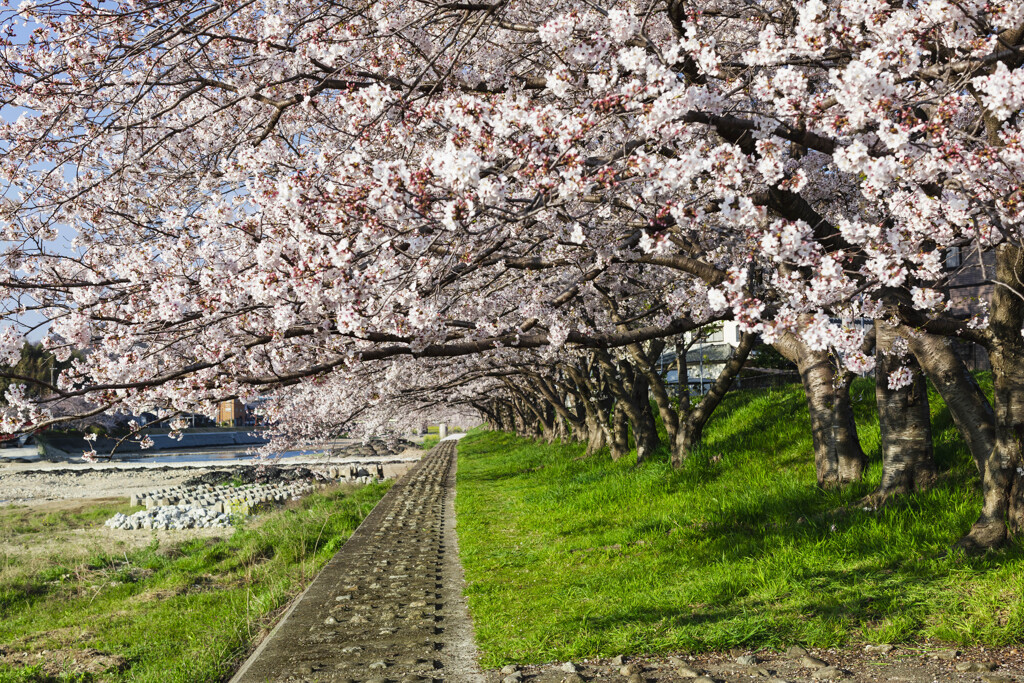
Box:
0;466;208;505
1;458;413;508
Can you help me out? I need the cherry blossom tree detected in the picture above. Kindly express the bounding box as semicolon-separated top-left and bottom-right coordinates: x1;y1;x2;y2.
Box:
0;0;1022;548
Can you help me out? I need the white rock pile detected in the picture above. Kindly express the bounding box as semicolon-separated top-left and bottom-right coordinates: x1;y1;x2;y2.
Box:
106;468;386;532
108;480;322;531
105;505;231;530
129;481;319;515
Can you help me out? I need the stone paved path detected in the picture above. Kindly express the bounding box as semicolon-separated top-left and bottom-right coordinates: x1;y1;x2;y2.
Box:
231;440;484;683
486;646;1024;682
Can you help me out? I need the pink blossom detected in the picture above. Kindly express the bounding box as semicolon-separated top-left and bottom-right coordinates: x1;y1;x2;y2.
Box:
888;367;914;391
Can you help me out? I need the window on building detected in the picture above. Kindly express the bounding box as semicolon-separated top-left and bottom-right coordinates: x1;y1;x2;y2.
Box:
945;246;962;269
707;328;723;342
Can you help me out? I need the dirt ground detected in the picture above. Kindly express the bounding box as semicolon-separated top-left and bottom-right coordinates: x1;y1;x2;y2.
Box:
0;648;128;679
491;645;1024;682
0;466;214;505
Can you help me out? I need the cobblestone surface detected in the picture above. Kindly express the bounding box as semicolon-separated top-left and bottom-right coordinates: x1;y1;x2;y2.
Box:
231;440;483;683
485;647;1024;683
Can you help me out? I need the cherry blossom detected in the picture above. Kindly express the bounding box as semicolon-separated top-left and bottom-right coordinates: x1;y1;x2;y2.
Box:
0;0;1021;547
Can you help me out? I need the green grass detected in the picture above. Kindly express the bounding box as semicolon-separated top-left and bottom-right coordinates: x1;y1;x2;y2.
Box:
0;482;390;682
0;501;140;536
420;435;440;450
455;377;1024;667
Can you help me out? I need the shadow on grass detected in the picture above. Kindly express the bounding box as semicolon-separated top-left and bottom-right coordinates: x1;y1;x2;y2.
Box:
0;579;53;618
457;380;1021;662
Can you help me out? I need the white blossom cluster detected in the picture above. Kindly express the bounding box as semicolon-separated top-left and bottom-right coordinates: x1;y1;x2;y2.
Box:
0;0;1018;449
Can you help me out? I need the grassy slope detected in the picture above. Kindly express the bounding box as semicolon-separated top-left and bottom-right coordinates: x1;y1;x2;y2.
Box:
0;482;389;683
455;378;1024;668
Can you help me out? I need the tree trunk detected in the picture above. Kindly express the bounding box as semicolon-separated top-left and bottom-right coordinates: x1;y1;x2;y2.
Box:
553;415;568;443
610;403;630;461
959;344;1024;550
494;401;513;432
584;404;608;457
775;328;866;486
834;370;868;482
540;405;557;443
958;243;1024;551
780;342;837;484
628;340;678;447
504;401;517;433
868;321;936;505
670;332;755;467
535;401;557;443
908;331;994;473
628;371;661;463
512;401;528;437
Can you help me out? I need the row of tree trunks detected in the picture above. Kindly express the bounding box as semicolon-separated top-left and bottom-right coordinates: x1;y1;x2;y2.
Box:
483;332;980;500
478;309;1011;552
590;350;660;463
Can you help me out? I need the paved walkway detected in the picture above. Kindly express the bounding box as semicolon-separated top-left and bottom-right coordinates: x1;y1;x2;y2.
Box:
231;440;484;683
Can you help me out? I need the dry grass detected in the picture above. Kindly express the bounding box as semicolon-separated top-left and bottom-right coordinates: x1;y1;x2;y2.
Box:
0;498;229;590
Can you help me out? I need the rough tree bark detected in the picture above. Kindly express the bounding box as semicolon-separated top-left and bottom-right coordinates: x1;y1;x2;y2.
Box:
775;324;866;487
908;331;995;473
867;321;936;505
500;400;517;433
610;403;630;461
833;368;867;483
958;243;1024;551
628;367;661;463
672;332;755;467
583;403;609;456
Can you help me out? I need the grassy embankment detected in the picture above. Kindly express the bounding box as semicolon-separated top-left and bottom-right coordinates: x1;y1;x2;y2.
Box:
455;377;1024;667
0;482;389;683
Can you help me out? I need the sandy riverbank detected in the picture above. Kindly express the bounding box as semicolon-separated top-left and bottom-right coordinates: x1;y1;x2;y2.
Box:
0;447;423;506
0;467;216;505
